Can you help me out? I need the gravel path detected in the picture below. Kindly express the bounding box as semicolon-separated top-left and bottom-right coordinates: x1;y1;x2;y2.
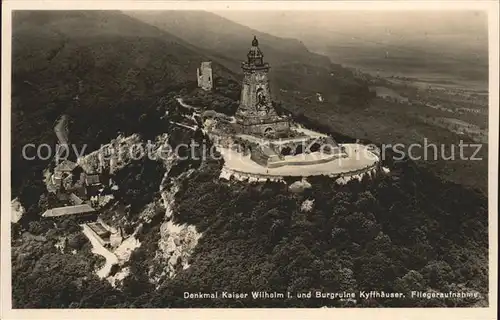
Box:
81;224;119;279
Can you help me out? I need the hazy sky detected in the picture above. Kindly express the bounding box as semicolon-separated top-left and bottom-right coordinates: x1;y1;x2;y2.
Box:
213;11;488;50
213;10;488;61
213;11;488;38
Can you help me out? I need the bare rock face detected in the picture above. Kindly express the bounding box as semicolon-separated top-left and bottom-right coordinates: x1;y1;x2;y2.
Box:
161;182;179;220
54;114;70;145
151;137;201;283
11;198;25;223
154;167;200;282
151;133;173;166
114;235;141;264
300;199;315;212
160;168;194;219
107;267;130;288
289;178;312;193
155;221;202;279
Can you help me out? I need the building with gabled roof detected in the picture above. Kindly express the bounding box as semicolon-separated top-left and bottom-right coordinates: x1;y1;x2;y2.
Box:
42;204;97;221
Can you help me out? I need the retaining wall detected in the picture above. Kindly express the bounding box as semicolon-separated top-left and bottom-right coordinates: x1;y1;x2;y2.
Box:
220;162;380;184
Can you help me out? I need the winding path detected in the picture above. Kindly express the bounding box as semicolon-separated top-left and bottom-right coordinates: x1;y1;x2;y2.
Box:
176;97;200;111
169;121;197;131
81;224;119;279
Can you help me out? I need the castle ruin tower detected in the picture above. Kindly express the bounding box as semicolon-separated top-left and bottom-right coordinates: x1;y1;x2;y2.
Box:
197;61;213;91
235;36;290;137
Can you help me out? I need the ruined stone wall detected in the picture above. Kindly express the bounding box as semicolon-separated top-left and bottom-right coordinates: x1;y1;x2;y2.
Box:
197;62;213;91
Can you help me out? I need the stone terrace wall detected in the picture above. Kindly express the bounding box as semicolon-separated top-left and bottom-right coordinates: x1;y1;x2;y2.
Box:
220;162;380;185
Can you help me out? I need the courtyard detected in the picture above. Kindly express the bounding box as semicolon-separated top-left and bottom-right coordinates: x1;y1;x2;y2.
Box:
218;143;379;177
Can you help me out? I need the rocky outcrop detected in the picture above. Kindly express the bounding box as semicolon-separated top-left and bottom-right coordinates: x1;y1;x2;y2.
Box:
289;179;312;193
107;267;130;288
300;199;315;212
54;114;69;145
11;198;25;223
154;221;202;279
153;166;200;282
159;168;193;220
219;167;285;183
334;166;378;185
144;131;203;283
114;234;141;264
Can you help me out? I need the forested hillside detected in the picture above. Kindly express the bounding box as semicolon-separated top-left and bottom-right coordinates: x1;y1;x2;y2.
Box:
125;10;331;69
12;153;489;308
126;10;373;104
11;10;235;216
149;158;488;307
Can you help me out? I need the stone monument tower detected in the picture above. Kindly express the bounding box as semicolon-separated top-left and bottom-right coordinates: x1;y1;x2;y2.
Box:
235;36;290;137
197;61;213;91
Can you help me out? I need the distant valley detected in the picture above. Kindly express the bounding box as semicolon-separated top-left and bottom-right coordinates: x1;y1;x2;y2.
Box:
216;10;488;91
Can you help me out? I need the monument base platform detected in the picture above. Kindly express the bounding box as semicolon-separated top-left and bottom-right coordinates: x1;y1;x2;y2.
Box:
218;143;380;178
